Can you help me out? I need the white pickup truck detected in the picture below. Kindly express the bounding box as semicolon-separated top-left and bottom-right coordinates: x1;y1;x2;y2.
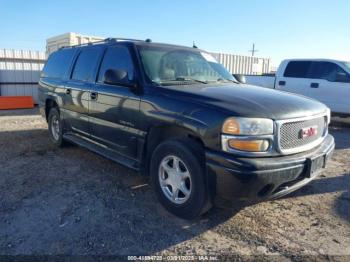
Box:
243;59;350;115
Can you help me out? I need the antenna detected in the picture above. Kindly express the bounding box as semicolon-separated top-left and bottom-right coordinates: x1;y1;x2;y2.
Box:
249;43;259;57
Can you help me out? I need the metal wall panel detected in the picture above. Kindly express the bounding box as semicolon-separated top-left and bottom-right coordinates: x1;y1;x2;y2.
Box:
210;52;270;75
0;49;45;103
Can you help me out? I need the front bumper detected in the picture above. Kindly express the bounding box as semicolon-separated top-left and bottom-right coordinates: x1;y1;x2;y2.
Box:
206;134;335;201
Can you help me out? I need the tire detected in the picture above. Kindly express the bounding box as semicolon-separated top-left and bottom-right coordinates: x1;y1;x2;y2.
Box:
48;107;67;147
150;138;211;219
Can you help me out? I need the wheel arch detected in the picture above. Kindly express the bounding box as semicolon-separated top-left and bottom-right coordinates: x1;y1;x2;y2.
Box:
44;98;58;122
141;125;205;175
146;124;205;152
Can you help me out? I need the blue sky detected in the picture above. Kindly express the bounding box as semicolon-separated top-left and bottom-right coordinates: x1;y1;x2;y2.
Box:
0;0;349;66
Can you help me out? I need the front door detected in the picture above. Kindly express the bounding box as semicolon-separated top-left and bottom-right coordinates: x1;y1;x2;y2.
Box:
307;61;350;114
89;45;141;160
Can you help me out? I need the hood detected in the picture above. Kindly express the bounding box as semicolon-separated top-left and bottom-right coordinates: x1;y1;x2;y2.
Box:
163;83;327;120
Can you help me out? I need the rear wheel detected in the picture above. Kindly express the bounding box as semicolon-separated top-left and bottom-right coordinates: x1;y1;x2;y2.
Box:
48;107;67;147
150;138;211;219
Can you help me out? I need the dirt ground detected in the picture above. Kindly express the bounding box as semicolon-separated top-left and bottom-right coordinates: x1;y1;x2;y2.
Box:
0;108;349;260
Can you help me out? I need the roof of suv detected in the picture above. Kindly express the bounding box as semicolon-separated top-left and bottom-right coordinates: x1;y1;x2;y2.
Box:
59;38;205;53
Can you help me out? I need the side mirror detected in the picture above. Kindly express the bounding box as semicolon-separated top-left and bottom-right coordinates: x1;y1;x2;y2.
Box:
233;74;246;84
104;69;135;87
335;72;350;83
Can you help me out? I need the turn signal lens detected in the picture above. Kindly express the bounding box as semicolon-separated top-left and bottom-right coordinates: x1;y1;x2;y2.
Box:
228;139;270;152
222;119;240;134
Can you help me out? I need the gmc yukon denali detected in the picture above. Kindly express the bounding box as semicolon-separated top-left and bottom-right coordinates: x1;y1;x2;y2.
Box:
39;38;335;219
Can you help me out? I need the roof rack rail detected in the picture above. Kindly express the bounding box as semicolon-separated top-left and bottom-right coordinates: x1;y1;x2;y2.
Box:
105;37;146;42
59;37;152;50
59;39;107;50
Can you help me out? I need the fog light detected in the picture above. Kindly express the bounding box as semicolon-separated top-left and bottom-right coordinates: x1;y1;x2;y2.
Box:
228;139;270;152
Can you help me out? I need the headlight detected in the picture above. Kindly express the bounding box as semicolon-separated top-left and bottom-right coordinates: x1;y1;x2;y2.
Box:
222;117;274;153
222;117;274;135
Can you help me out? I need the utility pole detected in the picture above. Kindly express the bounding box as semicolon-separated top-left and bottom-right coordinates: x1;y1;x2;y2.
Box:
249;43;258;57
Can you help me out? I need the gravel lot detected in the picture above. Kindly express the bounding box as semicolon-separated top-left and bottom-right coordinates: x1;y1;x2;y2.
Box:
0;108;349;259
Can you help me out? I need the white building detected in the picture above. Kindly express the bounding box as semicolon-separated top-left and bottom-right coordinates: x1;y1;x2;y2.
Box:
46;32;104;55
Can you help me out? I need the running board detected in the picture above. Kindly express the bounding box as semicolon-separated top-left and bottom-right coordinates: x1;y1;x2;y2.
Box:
63;133;140;171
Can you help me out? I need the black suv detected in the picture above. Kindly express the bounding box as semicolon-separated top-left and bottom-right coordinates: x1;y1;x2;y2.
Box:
39;38;335;219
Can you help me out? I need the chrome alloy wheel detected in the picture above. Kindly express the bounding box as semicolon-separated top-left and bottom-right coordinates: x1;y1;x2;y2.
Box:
51;115;60;141
158;155;192;204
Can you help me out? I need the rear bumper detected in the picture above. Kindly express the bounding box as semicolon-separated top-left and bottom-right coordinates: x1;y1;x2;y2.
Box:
205;134;335;201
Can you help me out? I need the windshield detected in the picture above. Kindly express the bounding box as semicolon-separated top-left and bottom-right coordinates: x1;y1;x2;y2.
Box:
137;45;235;85
341;61;350;72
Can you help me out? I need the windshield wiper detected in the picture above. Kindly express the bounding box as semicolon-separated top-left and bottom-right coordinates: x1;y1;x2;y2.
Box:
155;78;208;85
175;77;208;84
216;78;239;84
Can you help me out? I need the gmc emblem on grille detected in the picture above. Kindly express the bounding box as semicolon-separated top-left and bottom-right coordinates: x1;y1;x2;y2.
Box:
299;126;318;139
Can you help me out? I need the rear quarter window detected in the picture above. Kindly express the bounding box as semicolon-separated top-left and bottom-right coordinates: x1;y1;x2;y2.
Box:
42;49;76;78
283;61;312;78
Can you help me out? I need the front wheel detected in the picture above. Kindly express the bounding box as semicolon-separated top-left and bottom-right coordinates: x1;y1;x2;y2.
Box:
150;139;211;219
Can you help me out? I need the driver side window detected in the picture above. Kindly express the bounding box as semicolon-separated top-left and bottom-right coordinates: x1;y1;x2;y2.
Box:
309;62;350;82
98;46;134;83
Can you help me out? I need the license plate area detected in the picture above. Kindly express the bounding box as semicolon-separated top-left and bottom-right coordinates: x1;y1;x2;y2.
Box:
306;154;326;178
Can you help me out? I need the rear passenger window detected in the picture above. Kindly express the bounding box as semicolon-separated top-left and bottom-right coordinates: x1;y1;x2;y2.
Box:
98;46;134;82
71;48;102;82
42;49;76;78
284;61;311;78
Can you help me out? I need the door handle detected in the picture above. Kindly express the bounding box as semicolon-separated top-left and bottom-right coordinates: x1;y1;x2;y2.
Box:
278;81;286;86
65;88;71;95
310;83;319;88
90;92;98;100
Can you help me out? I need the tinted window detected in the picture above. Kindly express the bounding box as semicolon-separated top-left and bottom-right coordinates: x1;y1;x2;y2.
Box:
98;46;134;82
284;61;311;78
309;62;349;82
71;48;102;82
42;49;76;78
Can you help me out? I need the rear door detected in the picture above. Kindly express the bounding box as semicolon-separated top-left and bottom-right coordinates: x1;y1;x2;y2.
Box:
307;61;350;114
64;47;104;136
89;45;141;159
275;61;312;97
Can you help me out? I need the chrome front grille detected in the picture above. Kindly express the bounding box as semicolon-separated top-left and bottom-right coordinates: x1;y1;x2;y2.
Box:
278;115;327;153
